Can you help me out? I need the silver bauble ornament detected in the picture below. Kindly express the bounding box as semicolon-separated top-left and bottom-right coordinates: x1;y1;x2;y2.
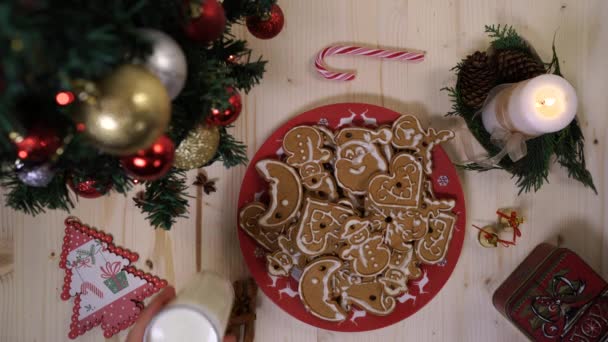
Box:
137;28;187;99
16;162;55;187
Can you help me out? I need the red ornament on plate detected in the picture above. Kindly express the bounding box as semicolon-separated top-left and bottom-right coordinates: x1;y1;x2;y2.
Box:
120;135;175;181
246;4;284;39
14;126;62;161
207;87;242;126
68;178;110;199
184;0;226;43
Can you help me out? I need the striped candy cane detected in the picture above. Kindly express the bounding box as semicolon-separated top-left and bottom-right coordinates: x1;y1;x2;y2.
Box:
81;281;104;298
315;45;425;81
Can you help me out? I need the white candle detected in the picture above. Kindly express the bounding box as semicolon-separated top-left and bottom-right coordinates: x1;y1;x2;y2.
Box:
145;272;234;342
481;74;578;137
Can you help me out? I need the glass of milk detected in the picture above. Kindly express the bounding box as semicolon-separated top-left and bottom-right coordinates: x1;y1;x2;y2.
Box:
144;271;234;342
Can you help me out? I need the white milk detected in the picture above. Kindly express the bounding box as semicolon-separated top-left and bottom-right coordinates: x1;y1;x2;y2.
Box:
145;271;234;342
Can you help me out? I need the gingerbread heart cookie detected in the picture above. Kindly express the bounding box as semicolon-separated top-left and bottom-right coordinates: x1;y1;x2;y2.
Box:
367;153;423;209
298;257;347;322
391;115;454;174
256;159;303;228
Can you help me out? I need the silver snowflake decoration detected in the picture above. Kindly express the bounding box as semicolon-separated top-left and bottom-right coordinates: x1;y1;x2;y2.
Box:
437;175;449;187
318;117;329;126
254;247;266;259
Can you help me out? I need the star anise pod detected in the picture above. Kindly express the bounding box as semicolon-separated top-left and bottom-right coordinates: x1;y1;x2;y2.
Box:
193;171;217;195
133;191;146;208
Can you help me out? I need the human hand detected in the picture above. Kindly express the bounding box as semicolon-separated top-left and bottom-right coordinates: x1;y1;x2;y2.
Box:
125;286;236;342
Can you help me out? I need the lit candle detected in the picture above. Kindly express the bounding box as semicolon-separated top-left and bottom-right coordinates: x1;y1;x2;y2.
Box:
481;74;578;137
145;272;234;342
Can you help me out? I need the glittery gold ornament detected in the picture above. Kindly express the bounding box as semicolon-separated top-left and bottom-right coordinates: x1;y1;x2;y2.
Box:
174;125;220;170
75;64;171;155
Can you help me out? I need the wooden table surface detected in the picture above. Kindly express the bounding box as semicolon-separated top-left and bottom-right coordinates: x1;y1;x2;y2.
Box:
1;0;607;341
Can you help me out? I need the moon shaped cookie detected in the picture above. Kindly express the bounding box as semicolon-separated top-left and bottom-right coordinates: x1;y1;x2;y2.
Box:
298;257;347;322
256;160;303;228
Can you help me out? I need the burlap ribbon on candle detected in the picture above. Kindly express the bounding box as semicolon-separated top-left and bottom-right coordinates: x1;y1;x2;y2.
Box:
463;83;529;168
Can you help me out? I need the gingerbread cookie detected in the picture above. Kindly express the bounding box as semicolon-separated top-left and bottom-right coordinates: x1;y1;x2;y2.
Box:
339;217;390;277
295;197;354;257
315;125;336;147
239;202;280;251
334;127;390;195
365;205;427;251
283;126;333;167
391;115;454;174
342;280;396;316
299;161;338;201
298;257;347;322
415;211;457;264
379;269;408;296
256;160;303;228
367;153;423;209
267;251;294;277
387;243;422;280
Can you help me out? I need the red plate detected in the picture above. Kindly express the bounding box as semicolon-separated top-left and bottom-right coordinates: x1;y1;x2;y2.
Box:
237;103;466;332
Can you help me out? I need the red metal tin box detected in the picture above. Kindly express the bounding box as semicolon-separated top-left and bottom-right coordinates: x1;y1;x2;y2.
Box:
493;243;608;341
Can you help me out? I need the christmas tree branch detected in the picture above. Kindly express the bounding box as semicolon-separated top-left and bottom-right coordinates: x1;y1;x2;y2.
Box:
140;170;190;230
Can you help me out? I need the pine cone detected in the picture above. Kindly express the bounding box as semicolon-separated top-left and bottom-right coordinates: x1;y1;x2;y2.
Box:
457;51;498;109
496;49;546;82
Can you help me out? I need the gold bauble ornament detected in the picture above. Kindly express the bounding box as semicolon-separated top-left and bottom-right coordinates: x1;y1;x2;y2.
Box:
174;125;221;170
76;64;171;155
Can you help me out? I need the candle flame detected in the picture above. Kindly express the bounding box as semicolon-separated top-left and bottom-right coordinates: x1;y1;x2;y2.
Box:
536;97;556;107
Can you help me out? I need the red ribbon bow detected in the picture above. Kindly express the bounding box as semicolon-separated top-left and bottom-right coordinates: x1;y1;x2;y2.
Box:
99;261;122;279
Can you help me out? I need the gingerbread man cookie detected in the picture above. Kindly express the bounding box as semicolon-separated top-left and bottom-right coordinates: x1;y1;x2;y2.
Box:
283;126;339;201
391;115;454;174
255;160;303;228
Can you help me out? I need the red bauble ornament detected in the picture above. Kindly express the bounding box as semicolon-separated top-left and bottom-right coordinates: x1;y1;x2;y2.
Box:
14;126;62;162
120;135;175;181
184;0;226;43
68;178;111;199
207;87;242;126
246;4;284;39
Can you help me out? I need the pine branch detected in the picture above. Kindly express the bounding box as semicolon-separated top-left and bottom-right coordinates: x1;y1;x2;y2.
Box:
485;24;528;51
140;170;190;230
215;126;248;167
554;121;597;194
1;170;74;215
